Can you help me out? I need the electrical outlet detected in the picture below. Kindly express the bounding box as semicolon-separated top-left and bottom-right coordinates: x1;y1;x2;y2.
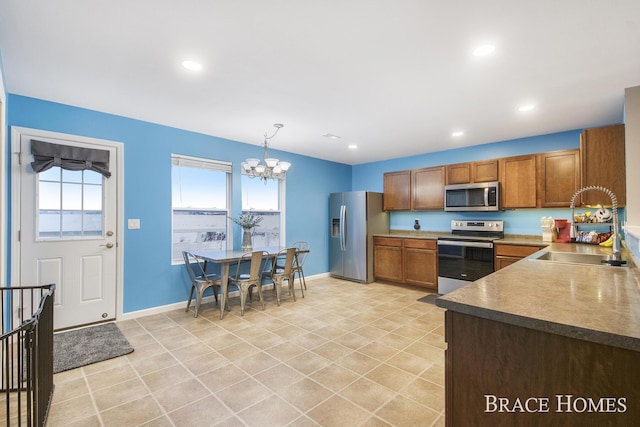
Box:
128;219;141;229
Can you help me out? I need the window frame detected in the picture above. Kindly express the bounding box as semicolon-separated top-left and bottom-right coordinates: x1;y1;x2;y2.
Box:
240;173;286;247
171;153;232;264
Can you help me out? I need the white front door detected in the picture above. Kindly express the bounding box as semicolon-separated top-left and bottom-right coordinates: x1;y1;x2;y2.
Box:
13;128;120;330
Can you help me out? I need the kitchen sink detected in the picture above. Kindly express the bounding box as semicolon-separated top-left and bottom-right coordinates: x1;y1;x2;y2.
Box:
528;251;628;267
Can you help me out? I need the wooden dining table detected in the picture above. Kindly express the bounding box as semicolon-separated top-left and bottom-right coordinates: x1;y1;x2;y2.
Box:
192;246;307;319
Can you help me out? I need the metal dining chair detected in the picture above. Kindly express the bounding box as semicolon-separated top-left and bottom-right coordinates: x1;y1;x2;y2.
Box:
228;250;269;316
291;241;310;292
261;247;297;305
182;251;222;317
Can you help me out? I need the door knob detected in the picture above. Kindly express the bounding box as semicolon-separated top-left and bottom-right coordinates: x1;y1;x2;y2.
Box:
100;242;114;248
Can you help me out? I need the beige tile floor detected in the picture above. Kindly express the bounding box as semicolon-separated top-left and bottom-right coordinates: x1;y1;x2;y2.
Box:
47;277;446;426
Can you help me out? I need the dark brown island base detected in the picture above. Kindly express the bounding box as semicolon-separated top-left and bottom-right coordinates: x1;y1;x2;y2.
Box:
437;242;640;426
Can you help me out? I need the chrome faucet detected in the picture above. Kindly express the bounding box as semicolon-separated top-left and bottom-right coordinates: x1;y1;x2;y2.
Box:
569;186;622;262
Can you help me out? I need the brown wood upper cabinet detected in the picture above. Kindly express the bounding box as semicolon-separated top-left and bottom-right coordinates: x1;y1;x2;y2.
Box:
580;124;626;207
382;125;626;211
411;166;445;210
537;149;581;208
383;170;411;211
446;160;499;185
499;154;537;208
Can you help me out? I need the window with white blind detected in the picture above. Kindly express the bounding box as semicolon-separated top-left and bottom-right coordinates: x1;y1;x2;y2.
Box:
241;174;285;247
171;154;231;263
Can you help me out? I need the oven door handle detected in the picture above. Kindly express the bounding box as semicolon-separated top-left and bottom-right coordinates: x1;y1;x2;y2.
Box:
437;240;493;249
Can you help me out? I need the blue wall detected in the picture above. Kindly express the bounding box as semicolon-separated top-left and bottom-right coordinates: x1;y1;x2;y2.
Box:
7;95;351;312
4;94;628;314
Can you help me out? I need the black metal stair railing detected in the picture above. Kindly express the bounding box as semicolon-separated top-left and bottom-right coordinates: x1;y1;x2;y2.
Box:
1;284;55;427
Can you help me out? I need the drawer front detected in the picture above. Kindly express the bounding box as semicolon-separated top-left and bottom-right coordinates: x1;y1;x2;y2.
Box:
403;238;437;250
373;237;403;247
495;244;545;257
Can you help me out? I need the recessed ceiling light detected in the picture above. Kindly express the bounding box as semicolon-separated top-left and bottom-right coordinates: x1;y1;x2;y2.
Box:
472;44;496;56
348;144;358;150
451;131;465;137
181;60;203;71
518;104;536;112
322;133;341;140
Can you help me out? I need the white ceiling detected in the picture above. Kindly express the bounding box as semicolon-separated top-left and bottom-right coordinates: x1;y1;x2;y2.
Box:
1;1;639;165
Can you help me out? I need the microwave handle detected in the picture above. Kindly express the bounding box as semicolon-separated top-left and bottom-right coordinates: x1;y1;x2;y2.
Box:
484;187;489;207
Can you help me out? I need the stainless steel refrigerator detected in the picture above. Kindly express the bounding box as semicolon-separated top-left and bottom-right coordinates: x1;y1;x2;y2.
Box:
329;191;389;283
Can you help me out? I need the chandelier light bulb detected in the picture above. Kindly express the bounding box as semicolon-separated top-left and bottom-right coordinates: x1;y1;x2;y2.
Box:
265;158;279;168
279;162;291;171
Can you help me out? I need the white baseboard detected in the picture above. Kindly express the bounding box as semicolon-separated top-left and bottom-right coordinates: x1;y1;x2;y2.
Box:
119;272;327;321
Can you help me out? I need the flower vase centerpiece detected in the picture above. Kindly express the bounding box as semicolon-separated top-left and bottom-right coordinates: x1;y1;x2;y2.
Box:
230;213;263;251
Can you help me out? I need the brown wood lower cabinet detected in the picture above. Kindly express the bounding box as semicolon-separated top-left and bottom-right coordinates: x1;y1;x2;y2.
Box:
403;239;437;288
444;311;639;426
374;237;437;289
494;244;546;271
373;237;403;282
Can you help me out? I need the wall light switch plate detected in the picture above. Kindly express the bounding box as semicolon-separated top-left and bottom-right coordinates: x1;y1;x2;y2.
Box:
128;219;141;229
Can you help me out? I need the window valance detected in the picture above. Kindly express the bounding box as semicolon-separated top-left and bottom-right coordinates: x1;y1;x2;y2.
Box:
30;139;111;178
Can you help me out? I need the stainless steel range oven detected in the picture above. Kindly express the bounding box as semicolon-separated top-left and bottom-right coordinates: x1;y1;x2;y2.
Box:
437;220;504;294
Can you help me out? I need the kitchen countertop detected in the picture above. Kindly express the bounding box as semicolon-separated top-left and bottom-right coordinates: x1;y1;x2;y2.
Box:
436;242;640;352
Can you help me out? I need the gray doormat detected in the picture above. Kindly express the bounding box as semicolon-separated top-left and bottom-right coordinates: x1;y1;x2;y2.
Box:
54;322;134;373
417;294;440;305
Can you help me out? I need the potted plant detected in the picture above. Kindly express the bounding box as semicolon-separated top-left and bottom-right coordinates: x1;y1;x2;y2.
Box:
230;213;263;251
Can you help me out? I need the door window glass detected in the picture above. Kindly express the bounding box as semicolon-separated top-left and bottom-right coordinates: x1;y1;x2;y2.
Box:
38;167;104;239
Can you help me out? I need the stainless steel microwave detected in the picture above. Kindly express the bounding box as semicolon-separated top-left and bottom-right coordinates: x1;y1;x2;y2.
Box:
444;181;500;211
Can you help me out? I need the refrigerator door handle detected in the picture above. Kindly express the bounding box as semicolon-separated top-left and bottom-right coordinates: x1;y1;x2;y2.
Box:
340;204;347;251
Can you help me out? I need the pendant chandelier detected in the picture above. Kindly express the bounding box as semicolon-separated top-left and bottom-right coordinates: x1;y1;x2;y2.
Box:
242;123;291;181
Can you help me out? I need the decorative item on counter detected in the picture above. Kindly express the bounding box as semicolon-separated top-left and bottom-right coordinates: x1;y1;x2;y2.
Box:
573;211;593;223
541;216;555;242
573;206;613;224
594;204;613;222
414;218;421;230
